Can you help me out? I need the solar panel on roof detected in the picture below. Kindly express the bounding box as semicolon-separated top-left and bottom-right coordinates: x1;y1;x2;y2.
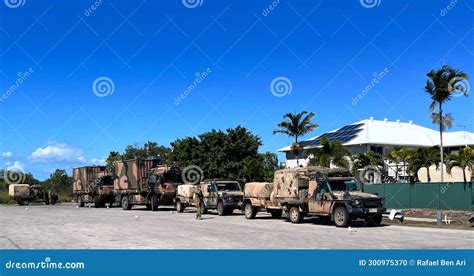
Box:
300;123;364;147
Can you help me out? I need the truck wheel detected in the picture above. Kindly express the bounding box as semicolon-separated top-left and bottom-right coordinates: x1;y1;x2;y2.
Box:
121;196;132;210
17;200;24;206
217;201;226;216
94;196;102;208
176;200;185;213
270;209;283;219
365;213;382;227
77;196;84;208
244;203;257;219
151;195;159;211
333;206;350;227
289;206;303;223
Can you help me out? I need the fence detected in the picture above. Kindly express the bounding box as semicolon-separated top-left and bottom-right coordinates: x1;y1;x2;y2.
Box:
362;182;473;211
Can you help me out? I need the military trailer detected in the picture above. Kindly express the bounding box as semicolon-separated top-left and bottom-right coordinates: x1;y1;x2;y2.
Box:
242;182;283;219
73;166;114;208
9;184;58;206
243;167;386;227
174;184;198;213
113;159;182;211
198;180;244;216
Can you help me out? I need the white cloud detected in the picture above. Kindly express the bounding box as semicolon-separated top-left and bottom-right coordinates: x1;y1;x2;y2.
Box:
90;158;106;165
7;161;24;171
2;151;12;158
28;143;85;163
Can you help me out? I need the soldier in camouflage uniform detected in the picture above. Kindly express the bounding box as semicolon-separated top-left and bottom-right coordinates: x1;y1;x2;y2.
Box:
193;186;204;220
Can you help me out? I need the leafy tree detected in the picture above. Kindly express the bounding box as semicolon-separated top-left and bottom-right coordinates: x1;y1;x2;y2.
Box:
425;65;469;181
106;141;172;166
408;147;440;183
351;151;386;177
170;126;262;180
306;137;350;169
446;146;474;183
43;169;73;201
273;111;318;166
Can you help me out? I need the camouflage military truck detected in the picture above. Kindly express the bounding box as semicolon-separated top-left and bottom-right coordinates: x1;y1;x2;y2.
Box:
113;159;182;211
9;184;58;206
244;167;386;227
198;180;243;216
174;184;198;213
73;166;114;208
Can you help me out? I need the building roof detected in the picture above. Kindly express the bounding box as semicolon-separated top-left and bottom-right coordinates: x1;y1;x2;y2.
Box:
278;117;474;152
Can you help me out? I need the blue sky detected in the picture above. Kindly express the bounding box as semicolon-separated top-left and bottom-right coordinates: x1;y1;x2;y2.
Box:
0;0;473;180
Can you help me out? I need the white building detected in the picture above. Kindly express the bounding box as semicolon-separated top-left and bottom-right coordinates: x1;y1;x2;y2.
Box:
278;117;474;169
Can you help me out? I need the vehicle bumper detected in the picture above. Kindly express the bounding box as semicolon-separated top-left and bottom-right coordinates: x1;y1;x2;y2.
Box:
347;206;386;216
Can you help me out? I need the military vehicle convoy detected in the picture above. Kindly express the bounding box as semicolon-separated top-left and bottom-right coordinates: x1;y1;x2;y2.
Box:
175;180;243;215
9;184;58;206
243;167;386;227
113;159;182;211
73;166;114;208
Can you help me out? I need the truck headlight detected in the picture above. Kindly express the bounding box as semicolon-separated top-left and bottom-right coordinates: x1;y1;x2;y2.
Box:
352;199;362;207
223;196;232;202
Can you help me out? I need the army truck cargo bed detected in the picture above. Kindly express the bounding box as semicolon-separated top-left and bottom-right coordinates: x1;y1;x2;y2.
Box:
174;184;198;213
244;167;386;227
9;184;58;206
113;159;182;211
73;166;114;208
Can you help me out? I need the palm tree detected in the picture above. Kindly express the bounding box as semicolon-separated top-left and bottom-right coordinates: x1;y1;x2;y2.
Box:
446;146;474;183
351;151;387;182
425;65;469;182
273;111;318;166
306;137;350;169
409;147;440;183
386;147;412;181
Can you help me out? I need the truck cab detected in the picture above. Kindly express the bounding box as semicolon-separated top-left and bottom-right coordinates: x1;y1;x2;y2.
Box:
200;180;243;216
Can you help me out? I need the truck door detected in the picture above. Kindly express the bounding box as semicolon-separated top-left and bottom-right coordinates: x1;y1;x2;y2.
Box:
309;181;329;213
205;183;217;208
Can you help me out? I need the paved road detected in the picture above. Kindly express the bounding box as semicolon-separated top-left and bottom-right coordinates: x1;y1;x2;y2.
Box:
0;204;472;249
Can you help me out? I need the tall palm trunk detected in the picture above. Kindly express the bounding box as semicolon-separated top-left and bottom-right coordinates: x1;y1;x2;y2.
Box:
439;103;444;182
295;136;299;166
427;167;431;183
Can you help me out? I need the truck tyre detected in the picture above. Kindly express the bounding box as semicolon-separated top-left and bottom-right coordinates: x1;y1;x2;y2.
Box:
217;201;226;216
151;195;159;211
77;196;84;207
176;200;185;213
244;203;257;219
17;200;24;206
94;196;102;208
121;196;132;210
270;209;283;219
333;206;350;227
289;206;303;223
365;213;382;227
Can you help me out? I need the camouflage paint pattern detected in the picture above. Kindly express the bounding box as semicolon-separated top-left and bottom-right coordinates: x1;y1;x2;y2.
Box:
73;166;108;193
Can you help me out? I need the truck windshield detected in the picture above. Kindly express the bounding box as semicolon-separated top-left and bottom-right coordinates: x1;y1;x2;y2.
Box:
217;182;241;191
329;180;358;192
